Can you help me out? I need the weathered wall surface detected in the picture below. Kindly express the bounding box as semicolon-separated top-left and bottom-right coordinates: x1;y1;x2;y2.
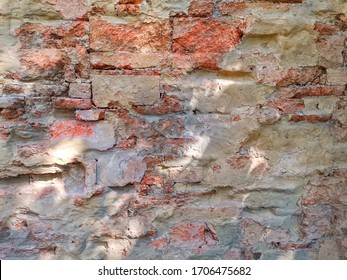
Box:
0;0;346;259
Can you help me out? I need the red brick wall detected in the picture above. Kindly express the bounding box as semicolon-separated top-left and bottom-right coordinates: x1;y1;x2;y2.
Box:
0;0;346;259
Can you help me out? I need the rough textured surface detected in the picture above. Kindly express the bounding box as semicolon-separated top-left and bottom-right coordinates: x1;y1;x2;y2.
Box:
0;0;346;260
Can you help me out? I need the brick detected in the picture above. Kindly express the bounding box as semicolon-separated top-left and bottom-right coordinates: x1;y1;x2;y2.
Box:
92;75;160;108
301;171;347;239
290;114;331;123
90;17;171;52
90;52;162;70
258;66;327;86
2;84;26;94
116;4;141;15
150;237;168;249
16;21;88;49
0;95;25;109
119;0;143;3
1;0;347;261
75;110;105;121
217;2;247;15
15;21;90;80
53;98;92;110
169;222;218;251
172;18;244;69
50;120;93;138
278;86;346;98
19;49;66;81
132;94;183;115
314;22;338;35
188;0;214;17
0;96;25;119
68;83;91;99
0;126;11;141
268;98;305;114
54;0;89;20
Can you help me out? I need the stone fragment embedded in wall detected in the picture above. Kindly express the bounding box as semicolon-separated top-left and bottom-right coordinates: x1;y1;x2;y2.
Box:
92;75;160;108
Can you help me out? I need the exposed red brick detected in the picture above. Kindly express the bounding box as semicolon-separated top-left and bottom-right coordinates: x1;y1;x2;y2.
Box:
116;135;137;150
0;126;11;141
116;4;141;15
53;98;92;110
258;66;327;86
301;171;347;239
16;21;89;80
143;155;177;169
188;0;214;17
134;183;151;196
278;86;346;98
132;94;183;115
90;18;171;52
232;114;241;122
290;114;331;123
140;171;164;187
50;120;93;138
172;18;244;70
74;45;89;79
268;98;305;114
119;0;143;3
150;237;168;249
170;222;218;250
218;2;247;15
335;13;347;30
314;22;338;35
3;84;25;94
90;4;107;15
16;21;88;49
19;49;66;80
